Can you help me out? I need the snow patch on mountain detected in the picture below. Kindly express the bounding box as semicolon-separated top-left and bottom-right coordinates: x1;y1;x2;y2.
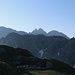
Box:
73;65;75;68
57;52;60;56
38;49;44;58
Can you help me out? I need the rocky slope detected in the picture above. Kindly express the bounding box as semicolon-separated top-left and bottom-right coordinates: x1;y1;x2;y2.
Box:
0;33;68;58
0;32;75;67
60;37;75;67
0;45;75;75
30;28;69;39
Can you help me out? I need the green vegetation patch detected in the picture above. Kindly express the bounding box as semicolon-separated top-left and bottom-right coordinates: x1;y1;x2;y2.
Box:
30;70;67;75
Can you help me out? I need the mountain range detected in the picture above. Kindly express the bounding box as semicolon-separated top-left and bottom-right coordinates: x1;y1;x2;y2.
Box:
0;32;75;67
0;26;75;74
0;26;69;39
31;28;69;39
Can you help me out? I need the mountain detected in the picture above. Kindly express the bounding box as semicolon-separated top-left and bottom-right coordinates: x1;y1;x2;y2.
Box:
0;45;34;75
31;28;69;39
0;32;75;67
0;45;34;65
0;45;74;75
31;28;47;36
0;26;69;39
60;37;75;67
0;26;27;38
48;30;69;39
0;32;68;57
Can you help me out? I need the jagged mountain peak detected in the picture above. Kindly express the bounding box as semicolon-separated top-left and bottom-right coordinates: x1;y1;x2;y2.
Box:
31;28;47;35
0;26;69;39
31;29;69;39
32;28;46;32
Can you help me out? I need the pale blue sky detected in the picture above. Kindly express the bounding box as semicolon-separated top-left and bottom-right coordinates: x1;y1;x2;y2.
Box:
0;0;75;38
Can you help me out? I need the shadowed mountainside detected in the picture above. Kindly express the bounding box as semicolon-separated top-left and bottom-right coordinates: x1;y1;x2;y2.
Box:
0;45;75;75
0;33;75;67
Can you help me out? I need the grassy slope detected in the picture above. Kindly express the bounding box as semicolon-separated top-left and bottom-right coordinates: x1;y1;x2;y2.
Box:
0;45;75;75
0;61;22;75
29;58;75;75
42;58;75;75
30;70;67;75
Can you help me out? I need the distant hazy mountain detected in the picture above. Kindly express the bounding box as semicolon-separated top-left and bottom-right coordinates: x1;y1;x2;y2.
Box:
31;28;47;36
48;30;69;39
0;26;27;38
0;32;75;67
0;26;69;39
31;28;69;39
